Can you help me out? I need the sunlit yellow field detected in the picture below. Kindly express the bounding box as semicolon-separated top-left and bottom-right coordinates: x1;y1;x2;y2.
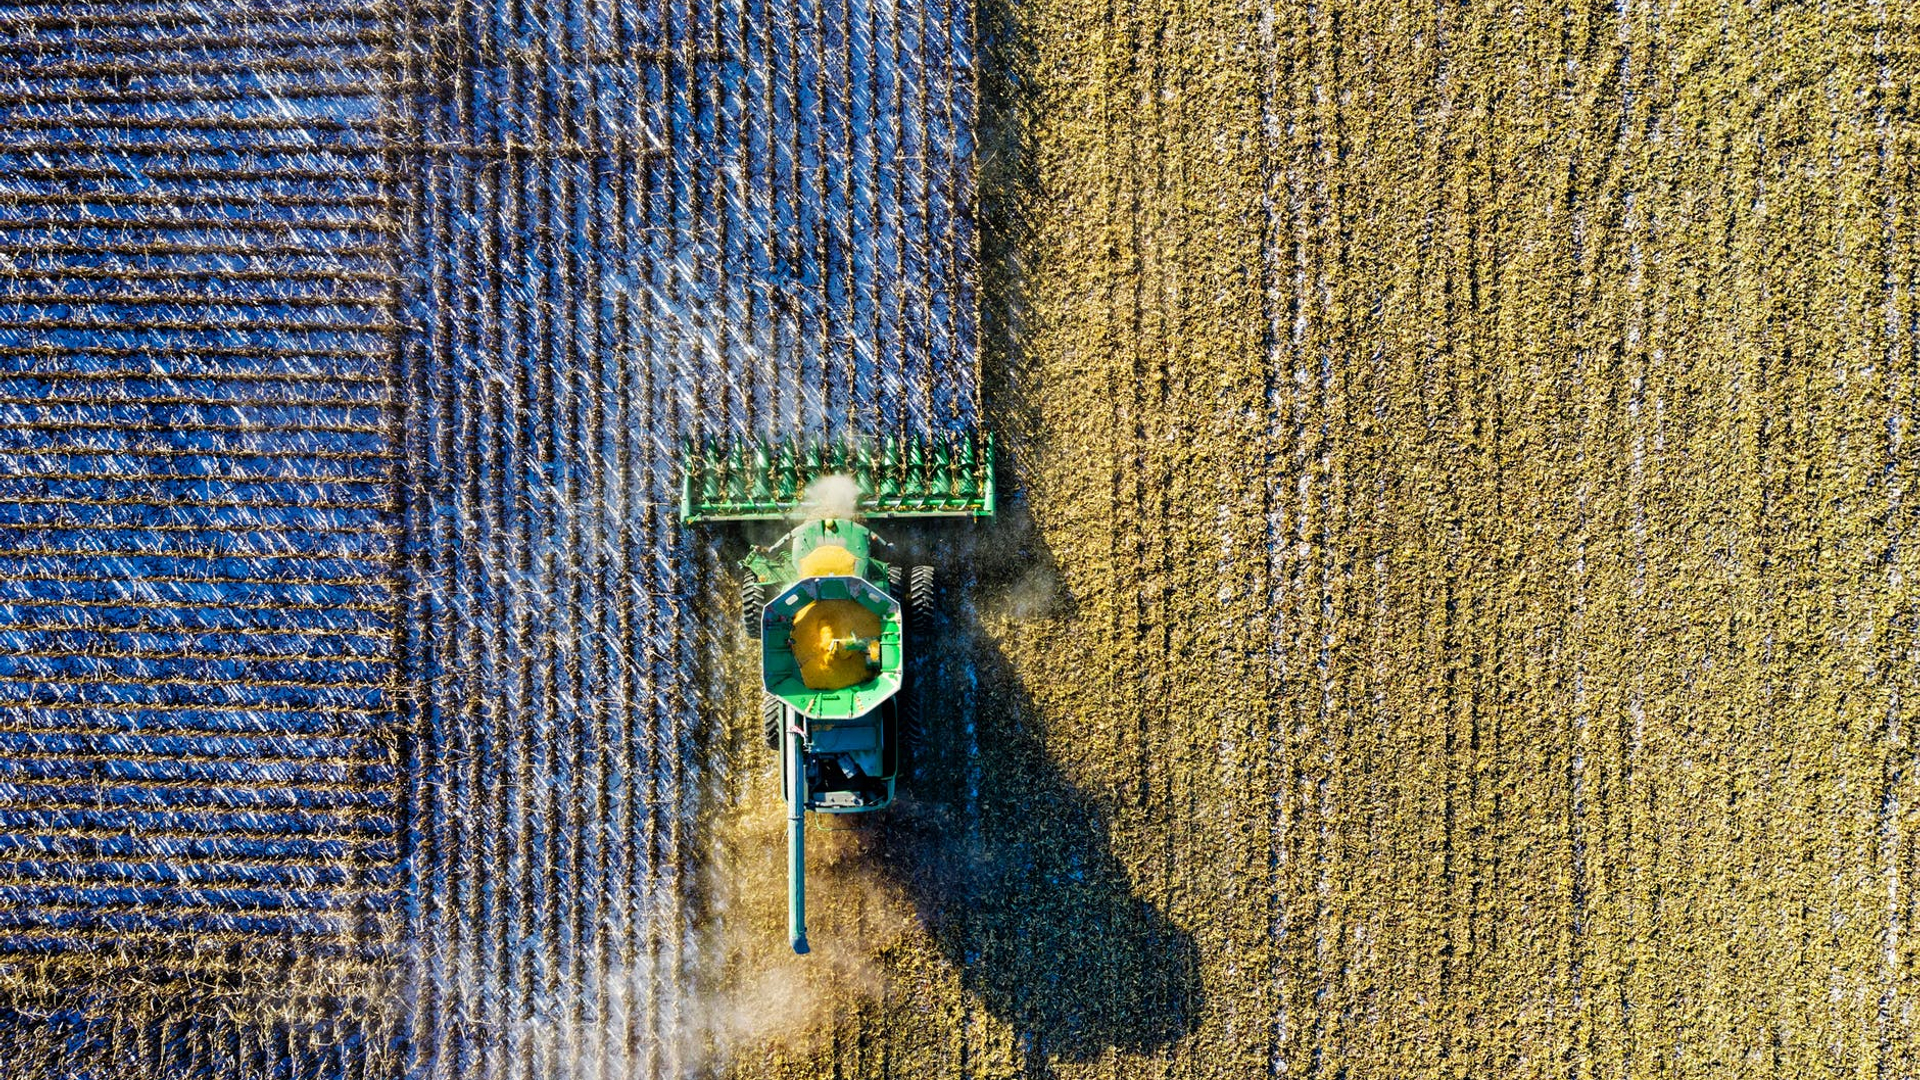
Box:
699;1;1920;1077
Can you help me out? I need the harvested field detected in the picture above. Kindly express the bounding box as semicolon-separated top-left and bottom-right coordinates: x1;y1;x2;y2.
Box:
0;0;1917;1077
706;0;1920;1076
952;0;1918;1075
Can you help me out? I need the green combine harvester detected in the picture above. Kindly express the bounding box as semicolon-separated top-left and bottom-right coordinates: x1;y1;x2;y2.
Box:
680;433;994;954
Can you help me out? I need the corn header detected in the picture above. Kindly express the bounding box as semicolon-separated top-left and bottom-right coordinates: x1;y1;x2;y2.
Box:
679;432;993;954
680;433;995;522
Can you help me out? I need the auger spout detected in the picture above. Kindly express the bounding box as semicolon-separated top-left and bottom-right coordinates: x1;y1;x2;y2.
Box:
786;717;809;955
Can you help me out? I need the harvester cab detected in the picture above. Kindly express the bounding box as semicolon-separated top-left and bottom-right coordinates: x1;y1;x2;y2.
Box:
679;434;994;954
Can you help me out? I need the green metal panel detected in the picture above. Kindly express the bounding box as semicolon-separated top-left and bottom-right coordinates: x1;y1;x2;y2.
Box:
680;432;995;521
741;517;885;593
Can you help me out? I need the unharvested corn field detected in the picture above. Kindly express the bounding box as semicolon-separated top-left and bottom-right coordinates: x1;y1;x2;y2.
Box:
0;0;1914;1077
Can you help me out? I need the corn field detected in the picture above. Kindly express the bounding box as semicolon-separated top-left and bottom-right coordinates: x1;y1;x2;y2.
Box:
0;0;1916;1077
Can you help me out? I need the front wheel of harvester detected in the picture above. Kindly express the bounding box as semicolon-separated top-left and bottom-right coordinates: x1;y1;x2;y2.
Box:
886;563;903;600
907;565;935;637
741;577;764;639
761;695;783;751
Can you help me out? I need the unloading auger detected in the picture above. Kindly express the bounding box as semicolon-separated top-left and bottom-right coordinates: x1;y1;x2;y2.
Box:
679;433;994;954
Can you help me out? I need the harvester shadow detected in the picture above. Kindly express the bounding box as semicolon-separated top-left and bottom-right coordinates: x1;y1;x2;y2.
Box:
873;508;1201;1070
860;0;1198;1061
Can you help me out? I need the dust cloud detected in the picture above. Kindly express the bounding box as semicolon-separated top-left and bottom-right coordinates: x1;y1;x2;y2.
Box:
520;834;891;1080
658;766;906;1075
671;940;882;1075
796;474;862;521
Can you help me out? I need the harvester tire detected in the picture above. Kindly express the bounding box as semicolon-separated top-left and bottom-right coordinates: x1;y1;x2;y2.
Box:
761;695;783;751
908;565;935;637
741;578;764;639
886;563;904;600
899;692;924;753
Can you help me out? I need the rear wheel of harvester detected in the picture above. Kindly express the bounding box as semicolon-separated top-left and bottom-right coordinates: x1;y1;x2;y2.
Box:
899;691;923;753
900;565;934;760
741;577;764;639
761;694;783;750
907;565;934;637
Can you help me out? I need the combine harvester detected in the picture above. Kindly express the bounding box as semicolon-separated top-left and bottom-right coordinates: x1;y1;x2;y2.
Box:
681;435;994;953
